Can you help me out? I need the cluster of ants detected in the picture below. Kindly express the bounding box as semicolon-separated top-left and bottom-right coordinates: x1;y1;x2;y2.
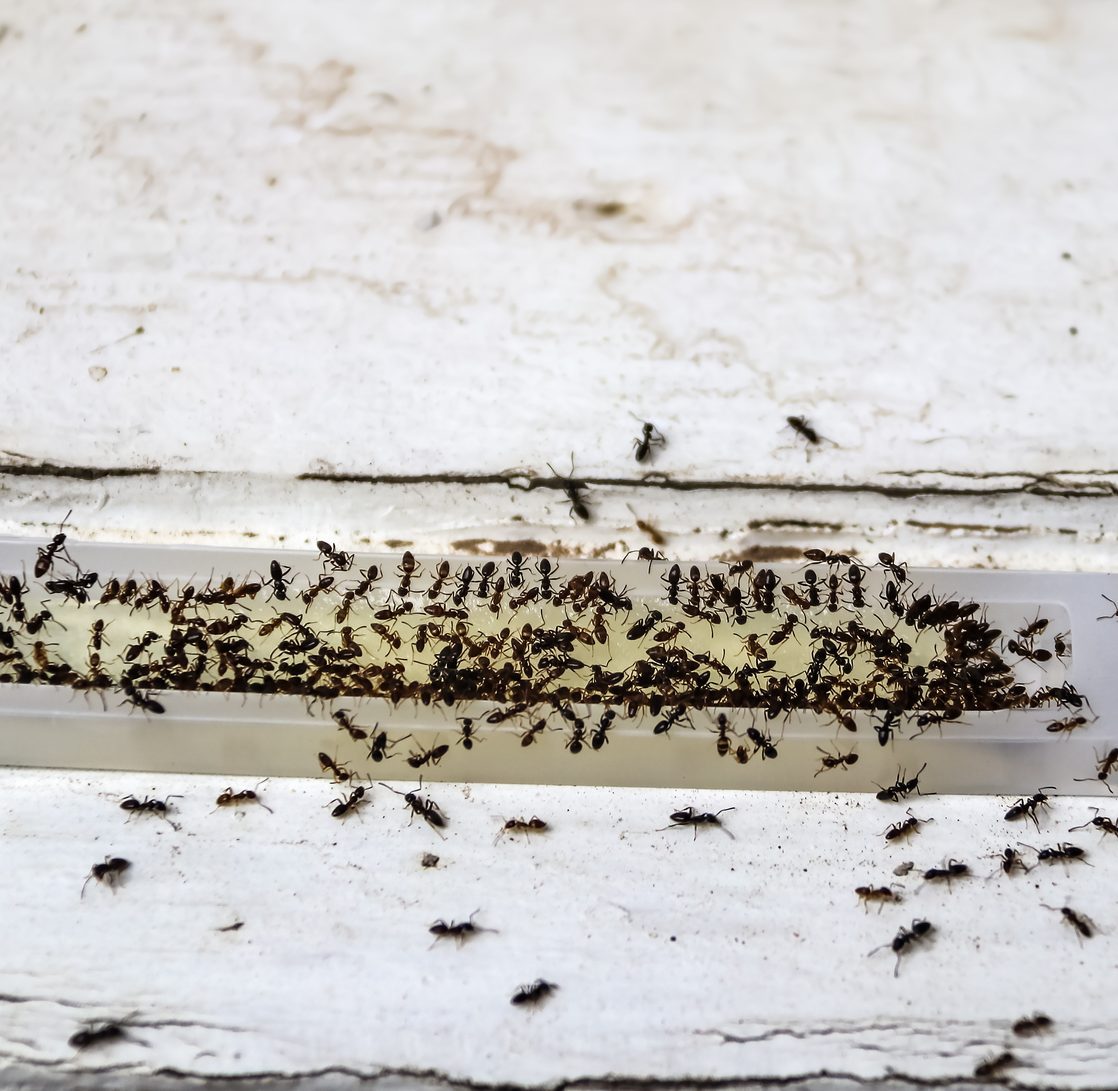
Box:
0;523;1084;779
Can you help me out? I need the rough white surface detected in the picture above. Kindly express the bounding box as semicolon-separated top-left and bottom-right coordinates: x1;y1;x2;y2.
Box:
2;1;1118;1086
2;0;1118;567
2;769;1117;1089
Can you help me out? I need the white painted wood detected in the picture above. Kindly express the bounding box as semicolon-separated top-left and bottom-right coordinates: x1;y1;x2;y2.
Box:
2;0;1117;567
2;1;1117;1085
1;769;1116;1089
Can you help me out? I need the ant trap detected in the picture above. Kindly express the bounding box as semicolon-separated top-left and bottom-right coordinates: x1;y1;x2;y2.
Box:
0;535;1112;795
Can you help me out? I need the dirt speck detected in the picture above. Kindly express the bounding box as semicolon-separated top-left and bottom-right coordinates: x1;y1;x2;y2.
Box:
88;366;108;382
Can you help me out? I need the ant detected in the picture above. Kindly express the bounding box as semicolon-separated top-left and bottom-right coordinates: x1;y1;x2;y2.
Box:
507;551;528;588
631;419;666;463
974;1053;1018;1079
456;717;482;751
882;808;932;843
214;784;273;814
69;1021;133;1050
1041;903;1095;940
428;909;493;946
1025;842;1089;867
496;816;549;843
1005;787;1054;830
35;510;74;578
519;719;548;747
622;546;667;571
511;979;558;1007
317;540;354;572
868;918;933;977
267;559;292;601
119;794;180;821
44;571;98;604
711;713;735;757
1045;715;1090;737
855;885;902;913
627;608;664;641
564;719;589;754
746;725;779;760
919;860;969;887
379;778;447;833
1012;1014;1053;1037
397;550;421;596
591;709;615;750
333;708;367;741
876;552;907;582
988;846;1030;877
318;752;357;783
802;548;852;566
301;574;335;607
329;785;369;820
81;856;130;898
874;763;931;803
407;741;450;769
786;415;824;450
1069;808;1118;838
1075;748;1118;792
658;806;735;840
814;746;858;776
653;705;690;736
547;457;591;521
536;558;558;598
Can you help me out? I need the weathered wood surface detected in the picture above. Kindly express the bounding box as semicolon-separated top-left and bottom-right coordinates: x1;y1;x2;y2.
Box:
2;1;1117;567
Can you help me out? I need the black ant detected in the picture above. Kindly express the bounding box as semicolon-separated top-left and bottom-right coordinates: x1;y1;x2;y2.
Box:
428;909;493;946
536;558;557;598
564;719;588;754
407;741;450;769
919;860;969;887
379;778;447;833
874;763;931;802
1069;808;1118;838
653;705;690;736
1005;787;1055;830
81;856;130;898
367;727;411;763
547;457;591;521
658;806;735;840
329;785;369;819
745;725;779;760
802;548;852;566
876;552;907;582
214;784;273;814
988;846;1030;877
868;918;933;977
496;816;549;843
1012;1014;1053;1037
267;559;292;601
622;546;667;571
786;415;823;449
1045;715;1091;737
35;510;74;578
627;608;664;641
519;719;548;747
318;752;356;783
456;717;482;750
1075;748;1118;792
317;540;354;571
119;794;180;820
631;419;666;463
711;713;735;757
507;551;528;588
882;808;931;843
69;1020;132;1050
814;746;858;776
1025;842;1089;867
591;709;615;750
1042;903;1095;940
974;1053;1019;1079
44;571;98;604
333;708;367;741
511;979;558;1006
397;550;421;596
